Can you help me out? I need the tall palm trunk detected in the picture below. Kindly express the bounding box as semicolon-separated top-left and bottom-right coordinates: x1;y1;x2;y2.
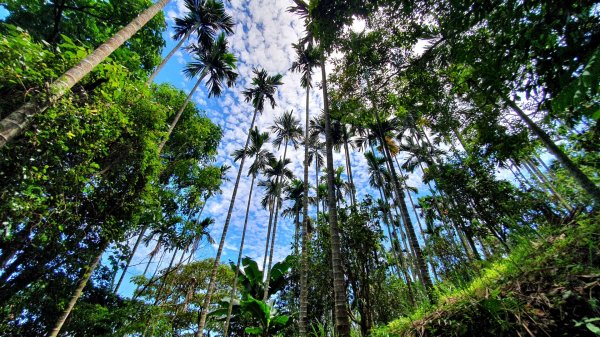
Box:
196;109;259;337
373;112;434;301
315;158;320;217
0;0;171;148
146;23;198;85
321;61;351;337
377;187;415;306
157;77;203;154
263;144;288;301
505;99;600;204
343;140;356;206
262;202;275;273
525;158;573;212
48;240;109;337
299;85;310;336
114;225;148;294
223;174;256;336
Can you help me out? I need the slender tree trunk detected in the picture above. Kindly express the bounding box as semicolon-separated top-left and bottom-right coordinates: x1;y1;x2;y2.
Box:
0;0;171;148
263;144;289;301
153;247;179;305
157;77;203;154
114;225;148;294
505;99;600;204
262;202;275;273
48;241;108;337
299;84;310;337
223;174;256;336
316;158;320;217
321;61;351;337
146;23;198;85
195;109;259;337
374;111;434;301
525;158;573;212
343;140;356;206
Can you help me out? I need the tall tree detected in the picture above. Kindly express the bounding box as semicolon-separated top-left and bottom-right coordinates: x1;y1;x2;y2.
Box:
157;33;237;153
223;128;274;336
290;41;318;332
146;0;234;85
0;0;172;148
195;68;283;337
263;110;303;301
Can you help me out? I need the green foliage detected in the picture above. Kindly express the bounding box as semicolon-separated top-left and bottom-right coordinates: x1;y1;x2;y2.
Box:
1;0;166;72
387;214;600;336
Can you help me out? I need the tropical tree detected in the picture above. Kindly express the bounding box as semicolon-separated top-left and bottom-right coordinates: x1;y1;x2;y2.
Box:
0;0;172;148
223;128;275;336
290;40;320;334
146;0;235;85
263;110;303;301
259;157;294;282
157;33;237;153
196;68;283;337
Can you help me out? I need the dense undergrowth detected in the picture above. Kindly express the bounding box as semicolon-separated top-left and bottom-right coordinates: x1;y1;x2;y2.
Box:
375;213;600;337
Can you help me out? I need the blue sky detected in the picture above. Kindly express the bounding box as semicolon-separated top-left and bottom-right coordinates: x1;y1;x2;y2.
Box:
1;0;524;296
116;0;422;296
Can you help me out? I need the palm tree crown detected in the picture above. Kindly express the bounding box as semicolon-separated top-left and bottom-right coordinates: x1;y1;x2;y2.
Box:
233;127;275;178
174;0;235;50
271;110;304;150
184;33;238;97
242;68;284;112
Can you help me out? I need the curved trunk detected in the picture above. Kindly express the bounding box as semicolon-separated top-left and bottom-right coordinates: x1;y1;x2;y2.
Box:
505;99;600;204
157;77;203;154
321;61;351;336
0;0;172;148
223;174;256;336
195;109;259;337
299;85;310;336
263;144;288;301
146;23;198;85
48;241;108;337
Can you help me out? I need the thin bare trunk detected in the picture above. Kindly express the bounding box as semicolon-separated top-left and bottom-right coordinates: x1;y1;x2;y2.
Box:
0;0;171;148
48;241;108;337
262;203;275;273
321;61;350;336
299;85;310;336
114;225;148;294
146;24;197;85
263;144;289;301
525;158;573;212
505;99;600;204
223;174;256;336
157;77;203;154
195;109;259;337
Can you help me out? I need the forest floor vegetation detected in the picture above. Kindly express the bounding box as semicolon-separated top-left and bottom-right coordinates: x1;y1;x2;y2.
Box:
377;213;600;337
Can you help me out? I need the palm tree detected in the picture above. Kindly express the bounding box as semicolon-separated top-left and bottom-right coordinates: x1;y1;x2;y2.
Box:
282;179;307;255
0;0;172;148
195;68;283;337
263;110;303;301
157;33;237;153
223;128;274;336
370;110;435;300
146;0;234;85
290;44;320;332
259;157;293;293
287;0;351;332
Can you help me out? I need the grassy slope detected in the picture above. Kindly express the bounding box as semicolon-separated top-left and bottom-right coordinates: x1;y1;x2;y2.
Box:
378;213;600;337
